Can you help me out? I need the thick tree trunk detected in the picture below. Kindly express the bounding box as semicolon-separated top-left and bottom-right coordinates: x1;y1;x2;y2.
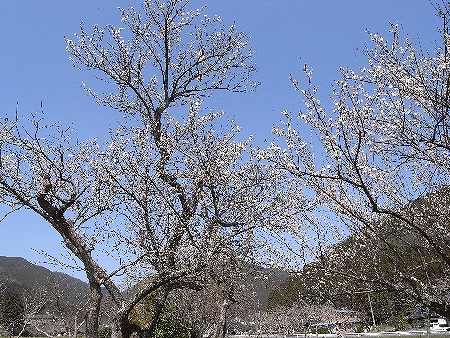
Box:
211;298;230;338
37;189;124;337
111;315;135;338
85;280;102;338
428;300;450;319
138;287;170;338
189;329;202;338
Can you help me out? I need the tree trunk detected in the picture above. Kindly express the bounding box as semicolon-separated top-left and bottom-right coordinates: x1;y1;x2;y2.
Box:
190;328;202;338
85;280;102;338
211;298;230;338
428;300;450;319
138;287;170;338
111;315;134;338
111;307;148;338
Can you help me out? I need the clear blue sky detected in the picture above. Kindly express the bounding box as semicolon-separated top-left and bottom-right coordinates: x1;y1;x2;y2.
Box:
0;0;439;279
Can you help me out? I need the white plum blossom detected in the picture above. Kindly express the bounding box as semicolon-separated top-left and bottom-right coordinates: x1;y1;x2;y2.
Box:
268;5;450;319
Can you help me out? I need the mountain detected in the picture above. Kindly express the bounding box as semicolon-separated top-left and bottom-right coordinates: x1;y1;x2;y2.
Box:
0;256;289;318
245;264;290;310
0;256;88;303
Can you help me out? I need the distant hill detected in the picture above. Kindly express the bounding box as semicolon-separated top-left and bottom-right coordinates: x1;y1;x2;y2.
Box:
0;256;289;315
0;256;88;303
245;264;290;310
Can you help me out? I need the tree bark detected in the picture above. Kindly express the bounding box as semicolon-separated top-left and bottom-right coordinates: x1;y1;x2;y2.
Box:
211;298;230;338
37;187;126;338
85;280;102;338
427;300;450;319
138;287;170;338
111;316;133;338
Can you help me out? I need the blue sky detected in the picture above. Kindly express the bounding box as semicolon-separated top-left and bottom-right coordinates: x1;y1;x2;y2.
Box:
0;0;439;279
